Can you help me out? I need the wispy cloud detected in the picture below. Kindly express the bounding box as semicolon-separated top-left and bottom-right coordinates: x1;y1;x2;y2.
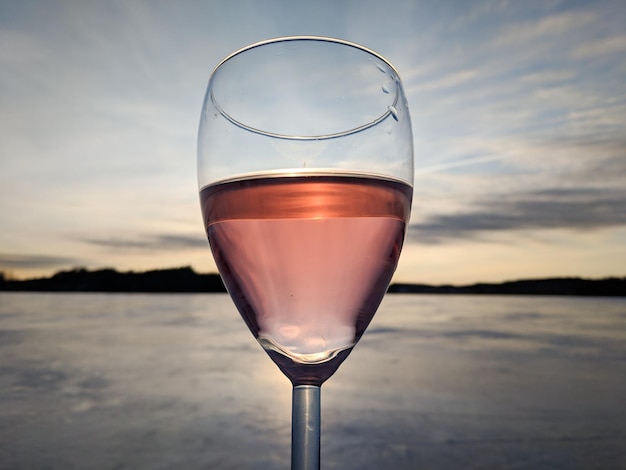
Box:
402;2;626;256
0;254;83;269
492;10;597;47
410;187;626;244
410;69;479;93
82;234;207;251
571;34;626;59
518;70;576;84
0;29;45;64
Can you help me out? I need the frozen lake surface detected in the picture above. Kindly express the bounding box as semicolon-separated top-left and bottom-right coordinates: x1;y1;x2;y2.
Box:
1;292;625;469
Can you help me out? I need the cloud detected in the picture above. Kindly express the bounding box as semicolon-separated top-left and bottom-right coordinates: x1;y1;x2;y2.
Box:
0;254;82;269
492;10;597;47
410;187;626;244
571;34;626;59
518;70;576;84
0;29;45;64
82;234;207;251
411;131;626;244
410;69;479;93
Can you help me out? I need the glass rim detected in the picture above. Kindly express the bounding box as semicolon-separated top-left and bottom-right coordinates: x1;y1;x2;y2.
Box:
208;36;401;141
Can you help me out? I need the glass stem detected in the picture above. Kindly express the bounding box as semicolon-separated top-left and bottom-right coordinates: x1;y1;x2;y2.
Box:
291;384;321;470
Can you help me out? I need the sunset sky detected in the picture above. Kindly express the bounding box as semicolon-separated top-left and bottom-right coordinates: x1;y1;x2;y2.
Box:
1;0;625;284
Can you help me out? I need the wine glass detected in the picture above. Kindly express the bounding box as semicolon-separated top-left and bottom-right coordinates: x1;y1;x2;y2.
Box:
197;36;413;469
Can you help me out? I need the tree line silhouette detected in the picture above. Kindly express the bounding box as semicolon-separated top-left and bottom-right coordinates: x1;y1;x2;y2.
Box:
1;267;625;296
387;277;626;297
0;267;226;293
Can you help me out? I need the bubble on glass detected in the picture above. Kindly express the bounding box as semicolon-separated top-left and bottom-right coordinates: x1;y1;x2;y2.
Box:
381;85;390;94
388;105;399;122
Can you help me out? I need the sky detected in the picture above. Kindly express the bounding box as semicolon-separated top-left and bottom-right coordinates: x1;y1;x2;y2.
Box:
1;0;625;285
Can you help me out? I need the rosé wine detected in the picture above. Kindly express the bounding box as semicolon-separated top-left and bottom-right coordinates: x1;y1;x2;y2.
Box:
200;173;412;385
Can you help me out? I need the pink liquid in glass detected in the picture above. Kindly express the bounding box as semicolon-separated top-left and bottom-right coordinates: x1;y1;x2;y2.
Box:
200;173;412;385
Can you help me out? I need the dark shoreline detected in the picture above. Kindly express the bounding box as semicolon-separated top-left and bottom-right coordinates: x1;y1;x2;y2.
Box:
387;278;626;297
1;267;625;297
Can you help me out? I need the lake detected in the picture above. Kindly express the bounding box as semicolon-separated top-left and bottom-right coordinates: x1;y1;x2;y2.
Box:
1;293;625;469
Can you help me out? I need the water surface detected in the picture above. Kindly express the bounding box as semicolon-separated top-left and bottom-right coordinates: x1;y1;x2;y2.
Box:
1;293;625;469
